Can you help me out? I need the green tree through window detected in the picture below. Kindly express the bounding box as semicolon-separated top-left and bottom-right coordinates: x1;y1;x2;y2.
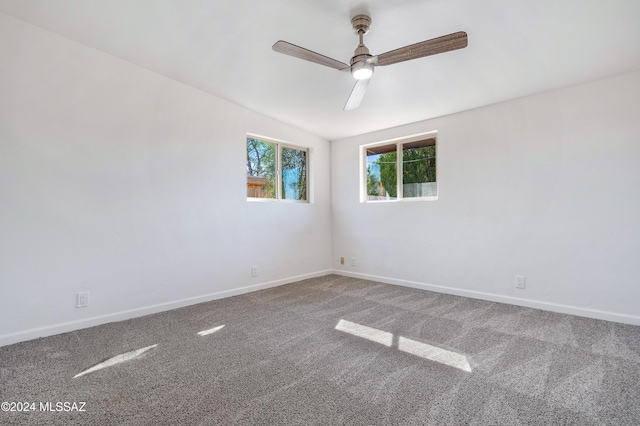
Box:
281;147;307;201
247;138;276;198
377;150;398;198
247;137;308;201
365;136;436;201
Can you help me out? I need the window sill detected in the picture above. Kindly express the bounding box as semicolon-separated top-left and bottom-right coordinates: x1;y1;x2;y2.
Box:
247;197;309;204
362;196;438;203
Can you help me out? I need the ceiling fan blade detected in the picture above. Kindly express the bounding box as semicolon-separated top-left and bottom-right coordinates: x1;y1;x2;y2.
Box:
273;41;350;71
376;31;467;67
344;78;370;111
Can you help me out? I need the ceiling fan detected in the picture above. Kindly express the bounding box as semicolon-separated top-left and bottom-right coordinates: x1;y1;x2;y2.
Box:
273;14;467;110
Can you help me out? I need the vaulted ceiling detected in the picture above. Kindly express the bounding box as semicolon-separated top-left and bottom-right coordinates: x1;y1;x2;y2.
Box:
1;0;639;140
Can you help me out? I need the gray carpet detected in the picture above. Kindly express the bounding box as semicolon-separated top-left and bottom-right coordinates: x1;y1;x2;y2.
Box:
1;275;640;425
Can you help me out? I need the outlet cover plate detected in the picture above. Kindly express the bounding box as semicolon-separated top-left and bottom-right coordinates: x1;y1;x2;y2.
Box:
77;292;89;308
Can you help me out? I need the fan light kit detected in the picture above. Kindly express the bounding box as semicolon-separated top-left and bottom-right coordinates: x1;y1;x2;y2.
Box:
352;61;374;80
273;14;468;110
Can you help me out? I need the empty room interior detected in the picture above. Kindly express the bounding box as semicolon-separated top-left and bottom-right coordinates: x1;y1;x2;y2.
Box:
1;1;640;424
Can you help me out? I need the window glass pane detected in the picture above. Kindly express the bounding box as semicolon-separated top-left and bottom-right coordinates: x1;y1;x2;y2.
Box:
246;138;276;199
366;144;397;201
281;147;307;201
402;138;436;198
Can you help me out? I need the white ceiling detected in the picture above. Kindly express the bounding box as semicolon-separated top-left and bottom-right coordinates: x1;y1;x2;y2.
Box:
1;0;640;140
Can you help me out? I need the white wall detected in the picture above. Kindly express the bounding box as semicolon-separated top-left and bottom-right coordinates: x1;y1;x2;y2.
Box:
332;70;640;324
0;13;332;346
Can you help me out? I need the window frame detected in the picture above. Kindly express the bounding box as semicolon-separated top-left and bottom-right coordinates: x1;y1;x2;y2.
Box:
360;131;438;203
246;134;310;203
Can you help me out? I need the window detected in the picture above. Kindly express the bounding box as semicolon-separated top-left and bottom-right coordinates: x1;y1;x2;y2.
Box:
363;133;437;202
246;136;308;202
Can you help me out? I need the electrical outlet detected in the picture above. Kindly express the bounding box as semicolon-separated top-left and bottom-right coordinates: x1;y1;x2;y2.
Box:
340;257;344;265
251;266;258;277
515;276;525;289
77;292;89;308
350;257;356;267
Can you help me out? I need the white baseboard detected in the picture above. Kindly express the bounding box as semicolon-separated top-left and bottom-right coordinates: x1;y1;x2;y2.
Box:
332;270;640;326
0;270;333;348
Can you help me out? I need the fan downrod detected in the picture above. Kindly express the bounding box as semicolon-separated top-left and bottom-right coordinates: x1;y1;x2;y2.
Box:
350;14;372;66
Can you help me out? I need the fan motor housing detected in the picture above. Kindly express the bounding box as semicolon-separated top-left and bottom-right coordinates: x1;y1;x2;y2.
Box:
351;14;371;35
351;53;371;66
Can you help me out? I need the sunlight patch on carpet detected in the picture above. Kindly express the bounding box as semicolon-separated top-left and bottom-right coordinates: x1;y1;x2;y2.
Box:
335;319;393;347
73;344;158;378
398;336;472;372
335;319;472;372
198;325;225;336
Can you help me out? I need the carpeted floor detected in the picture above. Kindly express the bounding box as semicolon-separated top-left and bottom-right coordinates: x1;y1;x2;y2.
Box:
1;274;639;425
